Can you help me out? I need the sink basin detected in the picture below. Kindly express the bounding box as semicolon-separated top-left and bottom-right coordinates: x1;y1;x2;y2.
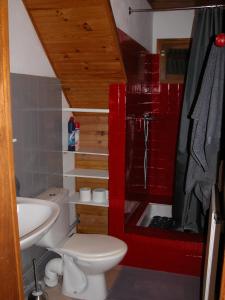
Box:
17;197;60;250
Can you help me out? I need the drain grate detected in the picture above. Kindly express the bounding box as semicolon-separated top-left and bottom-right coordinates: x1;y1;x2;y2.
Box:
149;216;177;230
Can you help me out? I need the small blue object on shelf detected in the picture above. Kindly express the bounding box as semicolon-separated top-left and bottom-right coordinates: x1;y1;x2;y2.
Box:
75;121;80;151
68;116;75;151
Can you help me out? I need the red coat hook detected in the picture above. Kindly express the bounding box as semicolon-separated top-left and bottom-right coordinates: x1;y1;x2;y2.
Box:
215;33;225;47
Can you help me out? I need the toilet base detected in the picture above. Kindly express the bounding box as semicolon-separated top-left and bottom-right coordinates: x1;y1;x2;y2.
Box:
62;273;107;300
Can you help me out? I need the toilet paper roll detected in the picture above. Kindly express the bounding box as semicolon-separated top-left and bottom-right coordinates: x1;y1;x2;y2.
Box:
79;187;91;202
92;188;107;204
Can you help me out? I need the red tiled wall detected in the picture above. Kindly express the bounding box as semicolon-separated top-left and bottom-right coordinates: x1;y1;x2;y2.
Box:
126;54;183;204
109;83;203;276
108;29;203;276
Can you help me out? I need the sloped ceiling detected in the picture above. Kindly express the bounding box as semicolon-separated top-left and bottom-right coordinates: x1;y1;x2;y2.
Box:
23;0;126;108
147;0;224;9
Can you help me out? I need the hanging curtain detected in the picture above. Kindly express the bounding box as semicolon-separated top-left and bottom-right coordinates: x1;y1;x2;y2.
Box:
173;7;225;232
184;44;225;232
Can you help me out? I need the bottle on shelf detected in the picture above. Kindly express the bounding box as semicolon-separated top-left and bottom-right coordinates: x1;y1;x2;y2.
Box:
75;121;80;151
68;116;75;151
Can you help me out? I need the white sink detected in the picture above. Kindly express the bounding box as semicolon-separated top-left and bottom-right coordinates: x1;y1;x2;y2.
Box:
17;197;60;250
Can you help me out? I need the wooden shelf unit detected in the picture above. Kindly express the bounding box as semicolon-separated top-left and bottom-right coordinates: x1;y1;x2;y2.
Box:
68;192;109;207
62;108;109;113
76;204;108;234
63;107;109;234
63;147;108;156
64;168;109;180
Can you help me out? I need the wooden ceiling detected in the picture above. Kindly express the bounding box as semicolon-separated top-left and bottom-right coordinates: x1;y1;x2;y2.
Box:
147;0;225;9
22;0;126;108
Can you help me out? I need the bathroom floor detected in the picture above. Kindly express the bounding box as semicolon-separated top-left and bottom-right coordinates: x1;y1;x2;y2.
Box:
45;265;200;300
45;265;122;300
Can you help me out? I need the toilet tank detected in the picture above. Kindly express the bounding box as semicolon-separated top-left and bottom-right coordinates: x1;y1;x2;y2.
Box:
36;187;70;248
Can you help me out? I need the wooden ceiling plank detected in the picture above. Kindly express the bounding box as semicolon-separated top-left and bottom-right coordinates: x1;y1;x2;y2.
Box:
37;33;116;43
56;74;124;81
42;41;116;52
50;53;120;63
23;0;126;109
29;10;111;25
24;0;102;10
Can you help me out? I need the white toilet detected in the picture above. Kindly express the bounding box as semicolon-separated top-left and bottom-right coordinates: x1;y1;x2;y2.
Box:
36;188;127;300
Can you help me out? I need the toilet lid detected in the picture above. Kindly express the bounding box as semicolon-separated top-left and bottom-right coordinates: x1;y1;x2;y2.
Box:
60;234;127;258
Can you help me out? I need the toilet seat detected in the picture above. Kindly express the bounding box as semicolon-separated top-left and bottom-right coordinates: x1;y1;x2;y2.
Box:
58;234;127;259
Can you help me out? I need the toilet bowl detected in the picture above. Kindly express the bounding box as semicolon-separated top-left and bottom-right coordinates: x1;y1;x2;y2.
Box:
36;188;127;300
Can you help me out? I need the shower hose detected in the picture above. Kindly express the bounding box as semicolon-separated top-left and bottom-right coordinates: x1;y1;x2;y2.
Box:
143;113;151;189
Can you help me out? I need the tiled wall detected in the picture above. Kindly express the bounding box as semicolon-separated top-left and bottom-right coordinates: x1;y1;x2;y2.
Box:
117;28;148;82
125;55;183;204
109;82;203;276
11;73;62;196
11;73;63;294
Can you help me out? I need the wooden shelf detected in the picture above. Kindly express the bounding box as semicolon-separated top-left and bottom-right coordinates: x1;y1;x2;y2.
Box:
68;192;109;207
62;108;109;113
64;168;109;179
63;147;108;156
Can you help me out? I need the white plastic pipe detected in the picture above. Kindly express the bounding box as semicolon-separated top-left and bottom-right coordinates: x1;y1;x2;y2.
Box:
44;258;63;287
